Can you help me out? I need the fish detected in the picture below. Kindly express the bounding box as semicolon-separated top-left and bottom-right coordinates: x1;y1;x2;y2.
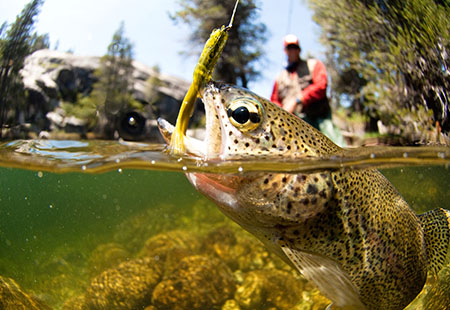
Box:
157;81;450;310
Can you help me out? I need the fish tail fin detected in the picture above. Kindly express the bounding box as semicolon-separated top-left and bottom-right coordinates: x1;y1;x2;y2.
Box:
419;208;450;274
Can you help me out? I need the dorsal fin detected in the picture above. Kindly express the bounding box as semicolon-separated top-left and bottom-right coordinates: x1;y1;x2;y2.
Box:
278;240;366;309
419;208;450;274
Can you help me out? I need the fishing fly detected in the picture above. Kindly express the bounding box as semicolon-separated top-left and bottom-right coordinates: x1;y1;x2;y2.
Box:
169;0;240;155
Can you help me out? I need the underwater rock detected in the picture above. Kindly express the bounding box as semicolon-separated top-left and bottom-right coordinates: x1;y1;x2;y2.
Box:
201;225;288;272
163;247;195;276
202;225;238;268
113;203;185;253
234;269;304;310
0;276;51;310
84;257;162;310
151;255;235;310
87;242;130;276
141;229;201;261
62;295;86;310
422;263;450;309
222;299;241;310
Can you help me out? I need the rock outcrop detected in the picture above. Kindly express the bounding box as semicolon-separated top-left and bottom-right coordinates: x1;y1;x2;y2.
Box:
19;49;202;141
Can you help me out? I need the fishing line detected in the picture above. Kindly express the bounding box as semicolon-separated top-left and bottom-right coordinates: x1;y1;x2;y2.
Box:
286;0;294;34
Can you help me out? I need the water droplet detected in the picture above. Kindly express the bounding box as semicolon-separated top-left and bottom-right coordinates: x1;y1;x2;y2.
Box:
37;171;43;178
182;166;187;171
118;168;122;173
151;160;156;165
177;158;183;162
49;204;53;209
115;158;121;163
238;166;244;172
81;165;86;171
403;152;408;158
370;153;376;159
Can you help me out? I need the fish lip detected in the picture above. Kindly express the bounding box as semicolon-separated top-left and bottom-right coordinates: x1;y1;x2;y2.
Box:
157;81;224;159
157;118;206;158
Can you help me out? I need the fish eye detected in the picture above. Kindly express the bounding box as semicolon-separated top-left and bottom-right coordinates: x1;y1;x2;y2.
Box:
231;106;250;124
226;97;263;132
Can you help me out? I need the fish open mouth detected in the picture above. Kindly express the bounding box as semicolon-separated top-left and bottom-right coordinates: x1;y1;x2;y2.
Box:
157;82;224;159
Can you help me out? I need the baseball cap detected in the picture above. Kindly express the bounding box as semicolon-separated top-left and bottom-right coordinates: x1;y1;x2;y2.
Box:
283;34;300;48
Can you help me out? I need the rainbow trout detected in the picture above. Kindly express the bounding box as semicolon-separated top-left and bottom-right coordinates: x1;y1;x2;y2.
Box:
158;82;450;310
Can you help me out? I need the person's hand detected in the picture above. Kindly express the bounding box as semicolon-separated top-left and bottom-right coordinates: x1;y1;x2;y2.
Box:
282;97;297;113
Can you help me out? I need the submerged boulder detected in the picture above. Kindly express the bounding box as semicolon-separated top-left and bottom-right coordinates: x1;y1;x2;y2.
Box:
234;269;304;310
152;255;236;309
0;276;51;310
84;257;162;310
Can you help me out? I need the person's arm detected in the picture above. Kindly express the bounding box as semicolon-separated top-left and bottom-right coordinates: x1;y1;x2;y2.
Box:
300;60;327;107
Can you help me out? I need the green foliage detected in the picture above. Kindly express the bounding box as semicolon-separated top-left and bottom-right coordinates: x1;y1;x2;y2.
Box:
0;0;45;137
307;0;450;140
171;0;268;88
61;95;97;128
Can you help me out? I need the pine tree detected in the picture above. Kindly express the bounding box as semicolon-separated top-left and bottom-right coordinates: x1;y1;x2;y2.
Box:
307;0;450;140
0;0;45;138
88;22;138;138
171;0;267;88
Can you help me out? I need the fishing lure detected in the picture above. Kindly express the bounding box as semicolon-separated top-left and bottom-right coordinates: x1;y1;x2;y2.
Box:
169;0;240;155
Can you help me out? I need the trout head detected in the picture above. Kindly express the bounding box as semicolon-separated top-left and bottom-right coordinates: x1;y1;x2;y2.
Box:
158;81;340;229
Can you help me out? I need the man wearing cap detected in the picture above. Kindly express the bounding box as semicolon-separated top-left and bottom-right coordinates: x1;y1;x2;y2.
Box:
271;34;345;146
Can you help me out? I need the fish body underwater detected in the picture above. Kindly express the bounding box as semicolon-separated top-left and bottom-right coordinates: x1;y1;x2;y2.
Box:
158;81;450;310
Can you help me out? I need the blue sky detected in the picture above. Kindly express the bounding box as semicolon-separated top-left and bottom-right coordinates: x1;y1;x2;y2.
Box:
1;0;324;98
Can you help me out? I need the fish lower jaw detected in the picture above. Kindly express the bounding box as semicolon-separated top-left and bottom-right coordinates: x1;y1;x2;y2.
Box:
157;118;209;158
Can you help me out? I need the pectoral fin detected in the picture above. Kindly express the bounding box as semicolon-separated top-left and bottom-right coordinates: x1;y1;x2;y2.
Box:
278;240;366;310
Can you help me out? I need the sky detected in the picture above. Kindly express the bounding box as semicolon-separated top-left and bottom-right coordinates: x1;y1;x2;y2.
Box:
1;0;324;99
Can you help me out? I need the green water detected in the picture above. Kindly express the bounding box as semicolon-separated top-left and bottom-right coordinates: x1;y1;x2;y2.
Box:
0;139;449;310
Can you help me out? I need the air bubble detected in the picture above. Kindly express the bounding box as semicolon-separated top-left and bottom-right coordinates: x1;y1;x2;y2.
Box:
37;171;43;178
403;152;408;158
151;160;156;165
438;152;445;159
238;166;244;172
118;168;122;173
370;153;376;159
182;166;187;171
81;165;86;171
